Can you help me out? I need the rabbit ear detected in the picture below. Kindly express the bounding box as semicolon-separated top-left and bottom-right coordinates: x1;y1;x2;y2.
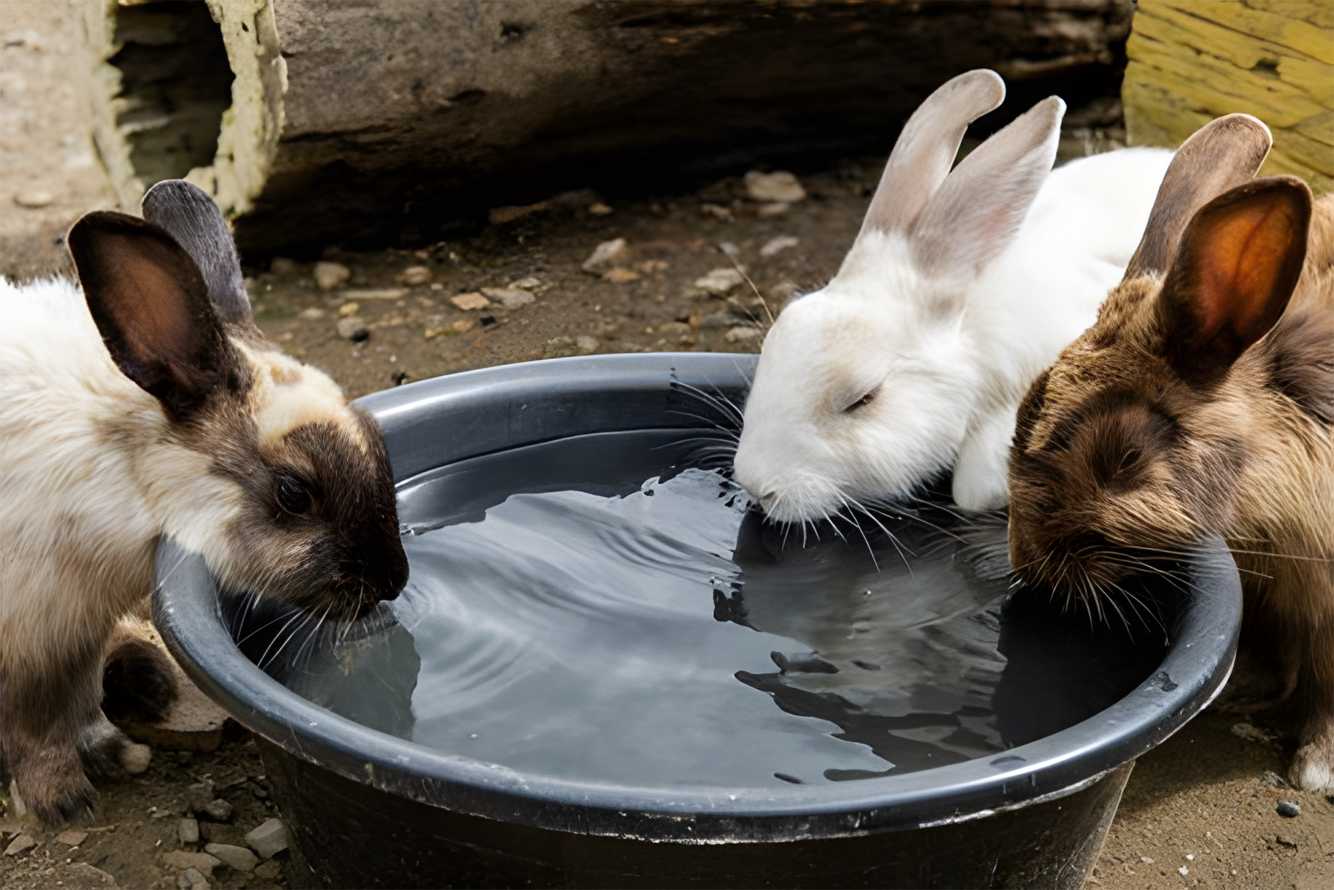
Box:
141;179;252;325
908;95;1064;277
66;211;239;421
857;69;1005;239
1125;114;1272;280
1157;176;1310;383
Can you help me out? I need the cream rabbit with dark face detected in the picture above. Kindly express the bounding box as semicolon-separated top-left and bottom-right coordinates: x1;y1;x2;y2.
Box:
0;181;408;823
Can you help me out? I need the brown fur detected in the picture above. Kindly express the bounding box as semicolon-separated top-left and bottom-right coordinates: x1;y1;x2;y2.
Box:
1009;157;1334;786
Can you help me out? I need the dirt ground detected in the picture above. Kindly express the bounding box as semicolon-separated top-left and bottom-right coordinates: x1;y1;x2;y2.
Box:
4;4;1334;890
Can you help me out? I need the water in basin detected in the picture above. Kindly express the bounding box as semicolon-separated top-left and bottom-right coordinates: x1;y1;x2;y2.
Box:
265;429;1164;790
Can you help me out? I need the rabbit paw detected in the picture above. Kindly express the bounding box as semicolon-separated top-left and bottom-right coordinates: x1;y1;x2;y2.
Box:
1290;739;1334;792
10;747;97;826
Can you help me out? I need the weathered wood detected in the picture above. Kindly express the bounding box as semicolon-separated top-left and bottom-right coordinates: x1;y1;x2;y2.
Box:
1123;0;1334;192
83;0;1134;253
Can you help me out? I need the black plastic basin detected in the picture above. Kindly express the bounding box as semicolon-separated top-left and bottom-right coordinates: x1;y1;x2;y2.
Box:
152;353;1242;889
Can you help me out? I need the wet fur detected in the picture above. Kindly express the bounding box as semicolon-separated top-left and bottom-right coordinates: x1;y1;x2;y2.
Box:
1009;161;1334;789
0;183;407;823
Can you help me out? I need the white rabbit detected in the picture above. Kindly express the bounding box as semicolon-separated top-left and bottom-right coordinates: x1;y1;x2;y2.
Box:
732;69;1172;521
0;181;408;824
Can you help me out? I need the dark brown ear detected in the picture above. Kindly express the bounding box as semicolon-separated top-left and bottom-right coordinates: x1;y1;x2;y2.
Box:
141;180;252;326
1158;176;1311;382
1126;113;1273;279
66;211;237;421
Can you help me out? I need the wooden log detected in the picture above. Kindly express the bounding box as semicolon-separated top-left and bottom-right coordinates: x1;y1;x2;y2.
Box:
82;0;1134;253
1123;0;1334;192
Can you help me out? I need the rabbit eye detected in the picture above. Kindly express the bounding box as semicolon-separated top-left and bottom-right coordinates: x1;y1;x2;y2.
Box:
845;387;879;413
275;474;313;516
1116;447;1143;475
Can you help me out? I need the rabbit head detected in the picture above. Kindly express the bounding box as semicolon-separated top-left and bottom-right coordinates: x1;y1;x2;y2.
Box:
1006;115;1313;596
733;69;1064;524
66;180;409;620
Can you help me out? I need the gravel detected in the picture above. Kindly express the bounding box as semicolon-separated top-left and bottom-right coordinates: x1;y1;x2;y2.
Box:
336;317;370;342
1276;800;1301;818
744;170;806;203
204;843;259;873
582;237;629;274
693;268;745;296
313;261;351;291
244;817;289;859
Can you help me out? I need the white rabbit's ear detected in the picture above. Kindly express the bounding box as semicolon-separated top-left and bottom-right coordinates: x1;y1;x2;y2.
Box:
909;95;1064;277
1124;113;1272;280
857;69;1005;239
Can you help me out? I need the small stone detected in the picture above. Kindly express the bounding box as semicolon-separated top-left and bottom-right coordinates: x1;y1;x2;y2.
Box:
313;261;351;291
179;818;200;846
699;310;741;330
757;201;791;218
637;259;669;274
1275;833;1298;848
744;170;806;204
194;798;235;823
543;336;575;358
1261;770;1287;788
163;851;220;877
582;238;629;274
760;236;799;258
269;257;297;275
177;866;210;890
694;268;745;296
337;301;360;317
205;842;258;873
1184;853;1195;861
509;276;543;291
725;326;763;344
298;307;325;320
449;292;491;311
398;265;432;286
700;203;734;221
575;336;599;354
488;201;550;225
1140;856;1154;864
4;833;36;856
602;267;641;284
55;829;87;847
392;370;410;386
336;317;370;342
1277;799;1300;818
481;287;536;309
1230;722;1275;745
13;190;53;209
244;818;289;859
658;321;692;337
451;318;476;334
718;241;741;258
1177;865;1188;877
254;861;282;881
68;863;116;886
342;287;407;301
588;202;613;216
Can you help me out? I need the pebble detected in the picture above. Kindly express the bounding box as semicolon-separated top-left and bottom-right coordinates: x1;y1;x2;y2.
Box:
451;318;476;334
1276;833;1298;848
177;866;210;890
398;265;433;286
342;287;407;301
757;201;791;217
1277;799;1300;818
588;202;613;216
638;259;669;274
575;336;599;354
693;268;745;297
509;276;544;291
718;241;741;258
700;310;742;329
205;842;258;873
244;818;289;859
13;190;53;209
195;797;235;823
269;257;297;275
700;203;734;221
298;307;325;320
602;267;641;284
744;170;806;204
179;817;200;845
760;236;799;258
255;860;283;880
1261;770;1287;788
313;261;351;291
488;200;550;225
1177;865;1188;877
450;292;491;311
163;850;221;877
1230;722;1275;744
582;238;629;274
55;829;87;846
337;301;361;317
481;287;536;309
336;317;370;342
658;321;692;337
69;863;116;886
543;336;575;357
4;833;36;856
725;326;763;344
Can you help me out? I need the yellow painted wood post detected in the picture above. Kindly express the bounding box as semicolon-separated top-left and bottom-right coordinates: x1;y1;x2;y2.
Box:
1122;0;1334;192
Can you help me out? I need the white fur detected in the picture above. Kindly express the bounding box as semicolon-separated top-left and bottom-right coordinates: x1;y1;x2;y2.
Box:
0;276;247;676
733;138;1173;521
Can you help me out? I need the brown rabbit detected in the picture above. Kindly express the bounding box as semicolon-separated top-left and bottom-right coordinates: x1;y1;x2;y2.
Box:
1006;112;1334;790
